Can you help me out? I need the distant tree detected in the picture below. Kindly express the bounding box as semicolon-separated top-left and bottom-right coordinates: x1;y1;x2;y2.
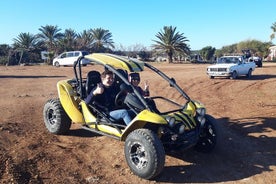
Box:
152;26;190;63
200;46;216;61
13;32;38;50
12;32;43;64
37;25;63;64
119;43;148;58
90;28;114;52
270;22;276;42
137;50;151;61
76;29;94;51
58;28;78;52
259;42;271;59
237;40;256;53
237;39;272;58
215;44;237;57
215;40;271;59
0;44;11;65
0;44;11;56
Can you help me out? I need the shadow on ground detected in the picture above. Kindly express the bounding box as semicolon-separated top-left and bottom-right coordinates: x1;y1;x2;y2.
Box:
156;116;276;183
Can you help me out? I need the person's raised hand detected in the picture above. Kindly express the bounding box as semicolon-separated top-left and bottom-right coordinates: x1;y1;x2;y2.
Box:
144;80;149;91
93;83;104;95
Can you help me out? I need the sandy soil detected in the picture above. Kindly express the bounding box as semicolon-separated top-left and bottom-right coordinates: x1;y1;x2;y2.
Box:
0;62;275;184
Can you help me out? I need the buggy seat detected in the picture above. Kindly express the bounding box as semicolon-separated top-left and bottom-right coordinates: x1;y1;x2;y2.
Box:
85;70;101;97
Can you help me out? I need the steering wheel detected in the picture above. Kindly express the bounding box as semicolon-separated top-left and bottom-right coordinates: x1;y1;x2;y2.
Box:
115;90;127;107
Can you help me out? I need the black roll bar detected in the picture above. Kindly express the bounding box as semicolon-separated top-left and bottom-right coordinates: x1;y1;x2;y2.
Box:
144;62;191;101
74;56;85;98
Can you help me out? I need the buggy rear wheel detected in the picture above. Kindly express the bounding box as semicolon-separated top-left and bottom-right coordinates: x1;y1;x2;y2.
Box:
124;129;165;179
43;98;71;134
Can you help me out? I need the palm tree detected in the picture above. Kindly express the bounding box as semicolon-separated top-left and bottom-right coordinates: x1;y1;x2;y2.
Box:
270;22;276;42
37;25;63;63
12;32;40;64
90;28;114;52
76;29;94;51
13;32;38;50
152;26;190;63
58;28;78;52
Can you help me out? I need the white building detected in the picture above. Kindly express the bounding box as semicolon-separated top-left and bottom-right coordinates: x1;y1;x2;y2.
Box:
267;45;276;61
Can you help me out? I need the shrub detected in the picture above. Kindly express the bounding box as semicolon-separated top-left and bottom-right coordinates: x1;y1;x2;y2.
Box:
0;56;8;65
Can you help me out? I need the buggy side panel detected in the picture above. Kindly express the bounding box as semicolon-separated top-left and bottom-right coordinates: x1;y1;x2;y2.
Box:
80;101;122;138
80;101;97;123
57;80;84;123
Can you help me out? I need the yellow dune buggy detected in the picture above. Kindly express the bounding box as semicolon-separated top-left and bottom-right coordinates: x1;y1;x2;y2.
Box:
43;53;218;179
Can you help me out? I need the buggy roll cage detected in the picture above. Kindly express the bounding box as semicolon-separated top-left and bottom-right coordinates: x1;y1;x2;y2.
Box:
73;56;153;112
73;55;192;111
144;62;191;102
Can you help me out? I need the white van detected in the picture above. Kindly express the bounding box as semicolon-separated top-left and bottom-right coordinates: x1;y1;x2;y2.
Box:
53;51;90;67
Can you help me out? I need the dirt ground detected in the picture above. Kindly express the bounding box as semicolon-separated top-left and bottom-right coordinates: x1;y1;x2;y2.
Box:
0;62;275;184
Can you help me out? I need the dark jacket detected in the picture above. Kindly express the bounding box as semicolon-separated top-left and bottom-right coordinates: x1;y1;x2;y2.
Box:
85;85;118;112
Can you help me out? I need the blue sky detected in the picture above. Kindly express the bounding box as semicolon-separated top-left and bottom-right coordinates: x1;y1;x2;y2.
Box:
0;0;275;50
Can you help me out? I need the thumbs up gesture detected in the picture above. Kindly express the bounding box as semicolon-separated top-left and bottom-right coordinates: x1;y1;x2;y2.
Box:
93;83;104;95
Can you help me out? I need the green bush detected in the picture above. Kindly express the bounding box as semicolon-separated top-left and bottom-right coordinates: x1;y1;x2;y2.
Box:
0;56;8;65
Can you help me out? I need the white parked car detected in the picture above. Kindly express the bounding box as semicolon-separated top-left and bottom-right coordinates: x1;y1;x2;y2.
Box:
53;51;90;67
206;56;256;79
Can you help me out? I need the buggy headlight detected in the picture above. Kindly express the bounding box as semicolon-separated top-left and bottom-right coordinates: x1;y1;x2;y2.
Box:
166;116;176;127
179;125;185;134
196;108;206;116
197;116;206;127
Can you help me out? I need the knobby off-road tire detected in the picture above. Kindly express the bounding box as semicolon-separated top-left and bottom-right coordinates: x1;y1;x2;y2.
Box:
124;128;165;180
194;114;218;153
43;99;71;135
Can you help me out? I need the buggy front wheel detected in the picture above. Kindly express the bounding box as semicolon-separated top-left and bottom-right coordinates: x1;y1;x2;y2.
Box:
124;129;165;179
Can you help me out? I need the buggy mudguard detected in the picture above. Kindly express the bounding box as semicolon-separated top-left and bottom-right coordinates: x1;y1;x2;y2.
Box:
57;80;84;123
185;100;205;115
121;110;167;140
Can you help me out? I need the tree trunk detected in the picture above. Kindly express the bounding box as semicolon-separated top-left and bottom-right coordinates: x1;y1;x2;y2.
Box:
168;52;173;63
